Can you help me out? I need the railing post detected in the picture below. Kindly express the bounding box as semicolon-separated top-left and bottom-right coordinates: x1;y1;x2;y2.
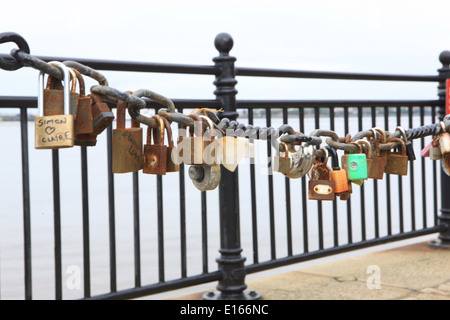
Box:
203;33;261;300
430;50;450;249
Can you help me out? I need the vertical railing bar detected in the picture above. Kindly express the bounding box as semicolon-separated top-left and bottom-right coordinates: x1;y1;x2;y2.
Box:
177;107;187;278
80;146;92;299
52;149;62;300
282;108;293;256
408;107;416;231
106;123;116;294
329;106;338;247
396;106;404;233
432;106;438;226
132;171;141;287
248;108;259;264
201;191;208;274
343;106;352;244
421;106;427;228
265;107;276;259
299;107;308;253
157;175;165;282
20;107;32;300
357;106;366;241
314;107;323;250
371;106;380;238
384;106;392;235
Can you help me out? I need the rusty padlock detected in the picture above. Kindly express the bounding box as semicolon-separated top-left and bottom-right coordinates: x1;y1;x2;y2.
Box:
143;115;167;175
161;116;180;173
43;64;78;117
112;97;143;173
384;137;408;176
308;162;335;201
70;68;94;136
366;128;385;180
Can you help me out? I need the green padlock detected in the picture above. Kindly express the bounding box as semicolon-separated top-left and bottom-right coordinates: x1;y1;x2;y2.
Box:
342;141;368;181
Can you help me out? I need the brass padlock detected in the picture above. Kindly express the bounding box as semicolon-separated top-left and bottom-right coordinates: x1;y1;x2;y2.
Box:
143;115;167;175
308;162;335;201
430;137;442;160
112;97;143;173
384;137;408;176
161;116;180;172
35;61;74;150
274;142;291;176
71;68;93;136
177;114;205;165
366;128;385;180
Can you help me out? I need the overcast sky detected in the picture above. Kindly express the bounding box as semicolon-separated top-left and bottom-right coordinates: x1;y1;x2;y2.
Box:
1;0;450;101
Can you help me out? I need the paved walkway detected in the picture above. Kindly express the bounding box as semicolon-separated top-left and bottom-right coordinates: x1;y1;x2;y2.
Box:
171;240;450;300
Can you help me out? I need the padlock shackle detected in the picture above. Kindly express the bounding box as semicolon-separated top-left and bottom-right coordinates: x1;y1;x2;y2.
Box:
151;115;165;145
199;115;216;141
116;91;139;130
38;61;71;117
324;145;340;170
70;68;85;97
387;137;406;155
161;117;174;147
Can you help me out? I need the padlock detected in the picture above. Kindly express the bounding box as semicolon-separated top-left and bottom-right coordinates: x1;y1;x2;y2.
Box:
160;116;180;172
420;141;432;158
35;61;74;150
188;164;221;191
342;142;368;181
177;114;205;165
112;98;143;173
71;68;94;135
308;162;335;201
325;145;349;197
274;142;291;176
90;93;115;135
438;131;450;157
430;137;442;160
286;141;316;179
356;140;372;176
199;115;218;166
366;128;385;180
43;64;78;117
396;126;415;161
143;115;167;175
384;137;408;176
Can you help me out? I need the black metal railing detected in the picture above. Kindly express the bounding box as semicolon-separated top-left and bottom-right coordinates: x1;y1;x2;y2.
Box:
0;32;448;300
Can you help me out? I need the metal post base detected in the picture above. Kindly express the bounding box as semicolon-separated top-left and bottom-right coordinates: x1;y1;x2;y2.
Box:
428;239;450;250
202;289;262;300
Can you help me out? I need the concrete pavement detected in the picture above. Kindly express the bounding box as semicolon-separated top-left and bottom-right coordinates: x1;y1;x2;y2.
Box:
170;240;450;300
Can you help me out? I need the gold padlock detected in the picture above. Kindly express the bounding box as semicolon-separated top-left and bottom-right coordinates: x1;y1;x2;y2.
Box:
35;61;74;150
177;114;205;165
274;142;291;176
384;137;408;176
112;95;143;173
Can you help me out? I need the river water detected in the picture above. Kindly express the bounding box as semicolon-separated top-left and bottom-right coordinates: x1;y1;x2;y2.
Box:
0;111;441;299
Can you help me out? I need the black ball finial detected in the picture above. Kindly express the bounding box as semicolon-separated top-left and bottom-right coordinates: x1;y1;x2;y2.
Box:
439;50;450;67
214;33;234;55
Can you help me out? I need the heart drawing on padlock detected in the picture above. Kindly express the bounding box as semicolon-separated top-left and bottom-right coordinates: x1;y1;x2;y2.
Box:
45;126;56;135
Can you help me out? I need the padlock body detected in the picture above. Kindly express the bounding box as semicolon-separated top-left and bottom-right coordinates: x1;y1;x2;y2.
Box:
342;154;367;180
35;114;74;149
430;144;442;160
384;153;408;176
308;179;335;201
74;133;97;147
43;89;79;118
112;127;143;173
368;156;385;179
143;144;167;175
166;146;180;172
178;136;205;165
91;100;115;135
74;96;94;134
331;169;348;194
274;154;291;175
